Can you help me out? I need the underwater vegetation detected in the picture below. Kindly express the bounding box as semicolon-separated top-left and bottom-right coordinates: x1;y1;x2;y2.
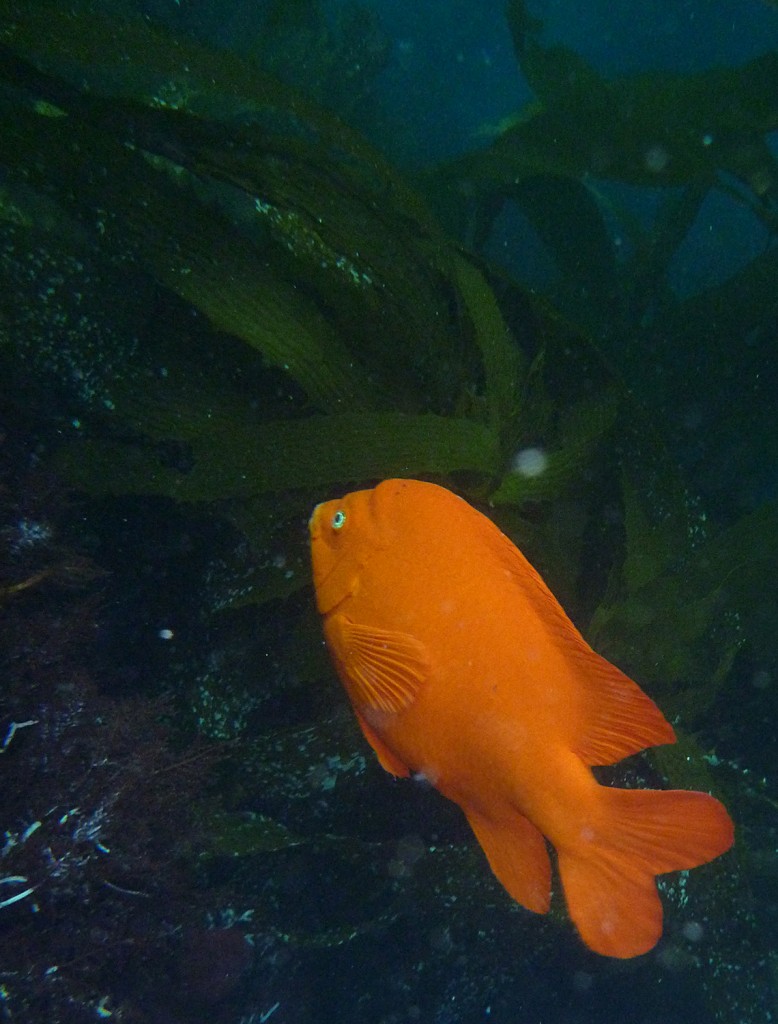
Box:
433;0;778;520
0;0;777;1021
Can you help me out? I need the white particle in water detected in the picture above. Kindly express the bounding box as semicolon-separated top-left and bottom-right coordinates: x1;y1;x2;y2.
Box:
511;446;548;478
682;920;705;943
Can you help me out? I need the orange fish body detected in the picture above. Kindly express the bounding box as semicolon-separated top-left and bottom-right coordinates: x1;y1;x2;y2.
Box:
309;479;734;958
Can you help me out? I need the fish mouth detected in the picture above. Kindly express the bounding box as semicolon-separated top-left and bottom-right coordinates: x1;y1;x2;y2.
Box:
308;503;323;538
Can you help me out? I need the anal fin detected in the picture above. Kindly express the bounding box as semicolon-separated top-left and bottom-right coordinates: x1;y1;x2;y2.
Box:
464;804;551;914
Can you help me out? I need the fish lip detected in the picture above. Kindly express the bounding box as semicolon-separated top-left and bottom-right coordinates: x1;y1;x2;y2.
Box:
308;503;323;538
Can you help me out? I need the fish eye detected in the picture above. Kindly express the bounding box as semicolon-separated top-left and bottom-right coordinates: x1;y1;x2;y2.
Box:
331;510;346;530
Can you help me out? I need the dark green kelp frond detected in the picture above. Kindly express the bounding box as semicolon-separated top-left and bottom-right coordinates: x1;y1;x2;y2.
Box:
0;93;383;413
195;146;478;411
0;0;437;253
0;3;530;516
477;279;632;515
448;254;527;436
624;182;711;318
0;0;387;152
55;412;500;504
431;1;778;337
0;4;506;417
664;244;778;352
586;409;727;697
490;386;620;505
501;0;778;192
590;485;778;720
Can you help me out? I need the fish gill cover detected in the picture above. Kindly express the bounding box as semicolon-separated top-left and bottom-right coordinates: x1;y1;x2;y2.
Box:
0;0;776;1021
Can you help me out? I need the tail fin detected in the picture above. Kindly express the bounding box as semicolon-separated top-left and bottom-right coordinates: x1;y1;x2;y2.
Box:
557;788;734;958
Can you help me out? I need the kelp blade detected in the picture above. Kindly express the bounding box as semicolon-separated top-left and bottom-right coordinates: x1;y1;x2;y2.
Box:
56;413;500;502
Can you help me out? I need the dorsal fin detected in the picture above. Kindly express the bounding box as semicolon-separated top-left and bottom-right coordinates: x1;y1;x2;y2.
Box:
488;526;675;765
561;642;676;764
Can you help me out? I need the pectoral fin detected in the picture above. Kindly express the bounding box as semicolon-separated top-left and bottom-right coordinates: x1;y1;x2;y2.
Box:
324;613;431;713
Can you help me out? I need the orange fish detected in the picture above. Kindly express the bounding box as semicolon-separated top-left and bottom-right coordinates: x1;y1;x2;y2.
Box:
309;479;734;958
